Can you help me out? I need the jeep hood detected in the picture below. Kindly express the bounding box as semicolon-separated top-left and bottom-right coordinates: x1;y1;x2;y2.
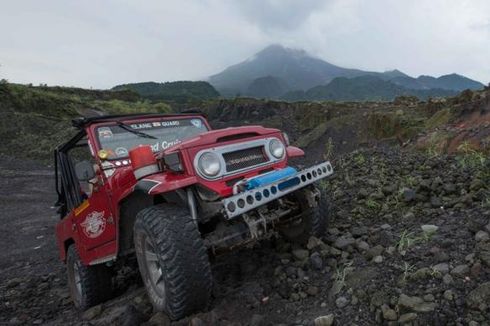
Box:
165;125;280;152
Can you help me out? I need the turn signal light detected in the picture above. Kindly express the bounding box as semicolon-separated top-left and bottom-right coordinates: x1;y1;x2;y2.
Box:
98;149;110;160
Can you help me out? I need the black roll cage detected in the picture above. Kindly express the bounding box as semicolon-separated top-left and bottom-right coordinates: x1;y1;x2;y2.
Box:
54;129;87;218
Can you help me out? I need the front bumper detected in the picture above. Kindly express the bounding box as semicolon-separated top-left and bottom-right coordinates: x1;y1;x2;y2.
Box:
222;161;333;219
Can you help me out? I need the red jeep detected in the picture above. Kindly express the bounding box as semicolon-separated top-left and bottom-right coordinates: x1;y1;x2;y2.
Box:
54;112;333;319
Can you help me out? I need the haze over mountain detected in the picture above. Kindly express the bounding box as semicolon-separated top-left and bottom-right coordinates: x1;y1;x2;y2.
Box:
208;45;484;100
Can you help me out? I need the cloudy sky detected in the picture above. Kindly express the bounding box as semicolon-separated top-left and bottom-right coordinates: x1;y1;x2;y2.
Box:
1;0;489;89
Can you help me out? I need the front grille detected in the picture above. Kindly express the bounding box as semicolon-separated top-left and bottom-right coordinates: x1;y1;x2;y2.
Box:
223;146;268;172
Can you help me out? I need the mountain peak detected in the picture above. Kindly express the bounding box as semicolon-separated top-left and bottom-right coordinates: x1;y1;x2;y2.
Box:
382;69;409;78
256;44;308;58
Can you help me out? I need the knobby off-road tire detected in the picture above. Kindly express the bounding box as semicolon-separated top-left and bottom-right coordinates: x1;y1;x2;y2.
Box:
279;185;330;243
133;205;212;320
66;244;113;310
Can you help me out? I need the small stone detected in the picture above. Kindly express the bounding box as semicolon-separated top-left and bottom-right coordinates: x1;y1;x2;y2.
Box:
386;246;396;255
356;240;370;251
147;312;171;326
403;189;416;202
307;236;325;250
82;305;103;320
411;267;430;280
358;188;369;199
432;263;449;274
6;278;21;288
290;293;300;301
328;281;343;298
470;179;484;191
382;185;397;195
380;224;391;230
423;294;435;302
443;183;456;194
373;255;384;263
314;314;334;326
292;249;309;261
443;290;454;301
306;286;319;296
351;295;359;305
480;250;490;267
335;296;349;308
443;274;454;285
475;231;489;242
451;264;469;277
421;224;438;234
430;196;443;208
320;302;327;308
398;294;437;312
365;245;384;259
403;212;415;219
329;228;340;235
471;262;482;277
398;313;418;323
381;304;397;321
190;317;205;326
334;236;356;249
351;226;368;237
310;252;323;270
250;314;265;326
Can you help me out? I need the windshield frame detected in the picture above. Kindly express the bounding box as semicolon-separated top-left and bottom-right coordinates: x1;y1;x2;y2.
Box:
89;115;211;161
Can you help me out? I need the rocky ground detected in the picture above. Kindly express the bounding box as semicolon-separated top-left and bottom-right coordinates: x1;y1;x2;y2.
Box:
0;146;489;325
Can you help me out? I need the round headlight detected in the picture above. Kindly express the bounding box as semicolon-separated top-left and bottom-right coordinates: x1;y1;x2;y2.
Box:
269;139;285;159
198;152;221;177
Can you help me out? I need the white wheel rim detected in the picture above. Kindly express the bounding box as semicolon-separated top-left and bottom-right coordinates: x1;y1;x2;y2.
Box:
72;261;83;301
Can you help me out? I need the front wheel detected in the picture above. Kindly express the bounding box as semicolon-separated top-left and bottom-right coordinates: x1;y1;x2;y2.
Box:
66;244;113;310
134;205;212;320
279;185;330;243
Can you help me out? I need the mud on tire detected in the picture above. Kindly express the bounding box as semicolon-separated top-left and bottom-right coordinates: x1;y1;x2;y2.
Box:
133;205;212;320
66;244;113;310
279;185;330;243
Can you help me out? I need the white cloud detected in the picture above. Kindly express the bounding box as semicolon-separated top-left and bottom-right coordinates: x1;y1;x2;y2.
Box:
0;0;488;88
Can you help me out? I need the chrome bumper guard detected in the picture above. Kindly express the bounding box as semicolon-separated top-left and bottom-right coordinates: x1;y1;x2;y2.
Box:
222;161;333;219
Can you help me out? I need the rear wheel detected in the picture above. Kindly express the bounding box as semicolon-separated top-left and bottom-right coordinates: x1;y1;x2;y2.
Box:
279;185;330;243
134;205;212;320
66;244;113;310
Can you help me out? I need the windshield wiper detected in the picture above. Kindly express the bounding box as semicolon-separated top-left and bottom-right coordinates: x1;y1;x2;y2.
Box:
116;121;157;139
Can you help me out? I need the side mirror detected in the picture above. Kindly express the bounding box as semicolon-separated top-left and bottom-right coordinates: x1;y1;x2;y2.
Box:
75;161;96;182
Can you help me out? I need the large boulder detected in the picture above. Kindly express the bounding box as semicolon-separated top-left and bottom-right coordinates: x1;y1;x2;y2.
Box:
466;282;490;311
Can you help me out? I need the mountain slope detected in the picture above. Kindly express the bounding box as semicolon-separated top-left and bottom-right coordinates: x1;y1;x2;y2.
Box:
246;76;288;98
283;76;458;101
112;81;220;102
392;73;484;91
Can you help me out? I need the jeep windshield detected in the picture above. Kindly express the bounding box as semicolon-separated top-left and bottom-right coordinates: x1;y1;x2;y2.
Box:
96;117;208;159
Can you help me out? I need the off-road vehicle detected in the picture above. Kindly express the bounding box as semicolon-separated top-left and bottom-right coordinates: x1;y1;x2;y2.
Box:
54;112;333;319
